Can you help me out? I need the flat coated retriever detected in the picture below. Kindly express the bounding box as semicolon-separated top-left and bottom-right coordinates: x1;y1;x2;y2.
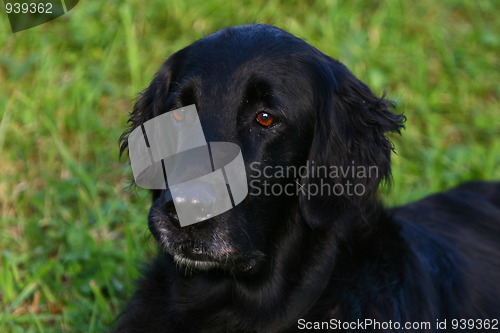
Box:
115;24;500;332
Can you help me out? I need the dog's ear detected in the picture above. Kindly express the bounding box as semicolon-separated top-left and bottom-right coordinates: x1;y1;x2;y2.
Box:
119;50;186;157
119;50;185;201
299;57;405;230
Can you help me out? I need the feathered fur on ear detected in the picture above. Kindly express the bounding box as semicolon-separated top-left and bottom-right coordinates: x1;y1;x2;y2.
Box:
300;57;405;230
119;51;186;157
119;50;184;202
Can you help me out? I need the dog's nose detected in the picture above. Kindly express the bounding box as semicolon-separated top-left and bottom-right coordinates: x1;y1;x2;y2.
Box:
170;182;219;223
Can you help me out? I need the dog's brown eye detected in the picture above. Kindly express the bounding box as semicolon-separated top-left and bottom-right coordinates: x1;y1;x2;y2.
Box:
256;112;274;127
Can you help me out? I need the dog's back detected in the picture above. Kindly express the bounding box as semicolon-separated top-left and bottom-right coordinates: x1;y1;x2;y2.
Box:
389;181;500;319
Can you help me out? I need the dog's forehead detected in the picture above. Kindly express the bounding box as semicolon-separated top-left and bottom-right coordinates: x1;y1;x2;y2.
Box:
183;25;313;78
178;29;313;96
168;25;319;140
202;24;300;53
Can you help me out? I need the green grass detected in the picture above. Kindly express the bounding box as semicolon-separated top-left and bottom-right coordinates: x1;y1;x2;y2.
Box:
0;0;498;331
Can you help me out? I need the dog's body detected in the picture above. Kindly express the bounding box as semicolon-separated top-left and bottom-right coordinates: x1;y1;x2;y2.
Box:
115;25;500;332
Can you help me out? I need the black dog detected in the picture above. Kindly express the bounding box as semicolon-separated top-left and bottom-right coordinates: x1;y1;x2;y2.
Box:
115;24;500;332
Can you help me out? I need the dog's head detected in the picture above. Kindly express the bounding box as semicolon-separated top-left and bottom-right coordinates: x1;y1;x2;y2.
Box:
120;24;404;274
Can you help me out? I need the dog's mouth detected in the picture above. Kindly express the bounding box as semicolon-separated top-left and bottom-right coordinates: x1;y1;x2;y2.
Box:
170;244;260;272
171;242;226;271
172;253;221;270
153;208;263;273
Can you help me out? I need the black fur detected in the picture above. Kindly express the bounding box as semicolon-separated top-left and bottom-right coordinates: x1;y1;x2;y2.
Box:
114;24;500;332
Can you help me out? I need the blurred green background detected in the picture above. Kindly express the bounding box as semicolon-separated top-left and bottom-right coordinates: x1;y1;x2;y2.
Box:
0;0;498;331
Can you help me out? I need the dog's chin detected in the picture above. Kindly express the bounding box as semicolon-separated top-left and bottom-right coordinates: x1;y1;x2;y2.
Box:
166;250;260;273
172;254;222;271
161;241;263;273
